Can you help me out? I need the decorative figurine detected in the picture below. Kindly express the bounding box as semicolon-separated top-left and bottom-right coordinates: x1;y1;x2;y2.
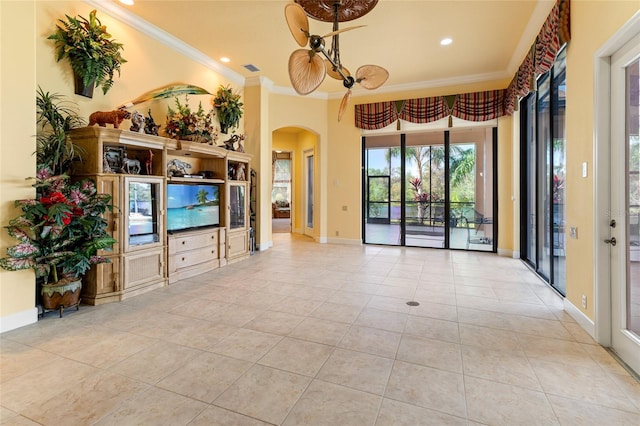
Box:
223;134;238;151
167;158;192;177
121;153;141;174
89;108;131;128
144;109;160;136
145;150;154;175
103;152;113;173
235;163;246;181
236;134;246;153
129;110;145;133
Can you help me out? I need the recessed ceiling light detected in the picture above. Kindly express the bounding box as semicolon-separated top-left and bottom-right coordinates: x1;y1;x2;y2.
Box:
440;38;453;46
119;0;134;5
220;57;230;63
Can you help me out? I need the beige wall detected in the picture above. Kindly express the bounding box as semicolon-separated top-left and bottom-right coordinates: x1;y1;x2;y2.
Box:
564;1;640;319
0;0;38;329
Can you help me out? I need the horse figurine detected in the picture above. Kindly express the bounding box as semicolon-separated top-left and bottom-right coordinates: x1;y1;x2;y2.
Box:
122;153;141;174
167;158;192;176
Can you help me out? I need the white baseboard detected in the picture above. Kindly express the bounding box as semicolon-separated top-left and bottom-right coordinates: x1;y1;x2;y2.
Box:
511;250;521;259
318;236;328;243
326;237;362;245
564;298;596;339
497;248;513;258
0;308;38;334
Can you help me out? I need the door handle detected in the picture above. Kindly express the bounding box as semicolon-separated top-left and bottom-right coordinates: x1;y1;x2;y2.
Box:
604;237;617;246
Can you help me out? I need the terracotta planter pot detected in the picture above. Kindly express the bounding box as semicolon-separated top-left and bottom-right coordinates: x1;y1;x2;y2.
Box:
41;278;82;317
73;72;95;98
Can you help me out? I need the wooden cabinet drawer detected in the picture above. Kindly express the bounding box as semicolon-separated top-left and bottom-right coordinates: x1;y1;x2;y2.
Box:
171;230;218;254
172;245;218;269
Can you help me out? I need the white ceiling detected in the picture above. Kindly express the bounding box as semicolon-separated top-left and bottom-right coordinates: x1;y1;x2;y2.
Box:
105;0;555;96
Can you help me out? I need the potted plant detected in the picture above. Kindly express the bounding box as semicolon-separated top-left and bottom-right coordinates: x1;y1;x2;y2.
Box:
0;168;116;316
36;87;85;174
212;84;244;133
48;9;127;97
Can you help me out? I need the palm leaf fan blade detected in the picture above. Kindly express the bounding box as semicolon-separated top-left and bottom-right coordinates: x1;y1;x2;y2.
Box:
288;50;326;95
338;90;352;122
356;65;389;90
285;3;309;47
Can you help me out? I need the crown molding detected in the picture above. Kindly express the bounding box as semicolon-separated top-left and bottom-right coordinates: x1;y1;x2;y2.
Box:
84;0;245;86
506;0;557;78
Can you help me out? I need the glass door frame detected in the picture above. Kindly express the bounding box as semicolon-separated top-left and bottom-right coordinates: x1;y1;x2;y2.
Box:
362;130;497;252
519;46;567;296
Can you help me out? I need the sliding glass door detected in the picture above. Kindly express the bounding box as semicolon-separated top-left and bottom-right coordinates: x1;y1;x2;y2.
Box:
363;129;496;251
521;47;566;295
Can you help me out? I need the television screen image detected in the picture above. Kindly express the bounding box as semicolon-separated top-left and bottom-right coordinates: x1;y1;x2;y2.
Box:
167;183;220;232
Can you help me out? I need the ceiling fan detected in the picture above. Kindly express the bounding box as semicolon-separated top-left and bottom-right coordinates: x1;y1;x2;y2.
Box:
285;0;389;121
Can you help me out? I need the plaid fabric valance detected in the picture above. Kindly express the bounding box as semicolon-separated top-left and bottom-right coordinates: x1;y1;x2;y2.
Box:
504;0;570;114
398;97;448;124
354;101;396;130
354;90;505;129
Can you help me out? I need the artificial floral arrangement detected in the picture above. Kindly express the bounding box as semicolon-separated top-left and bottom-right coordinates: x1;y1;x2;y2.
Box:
212;84;244;133
48;9;126;96
0;168;116;286
164;96;217;144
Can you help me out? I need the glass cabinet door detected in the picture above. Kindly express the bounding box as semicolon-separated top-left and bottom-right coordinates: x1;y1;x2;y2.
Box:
230;183;246;229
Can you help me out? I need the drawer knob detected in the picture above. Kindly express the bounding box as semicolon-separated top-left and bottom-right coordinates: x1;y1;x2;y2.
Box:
182;241;185;245
181;257;185;261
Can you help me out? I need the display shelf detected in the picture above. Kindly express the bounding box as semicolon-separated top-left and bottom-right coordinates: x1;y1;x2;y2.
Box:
168;177;225;184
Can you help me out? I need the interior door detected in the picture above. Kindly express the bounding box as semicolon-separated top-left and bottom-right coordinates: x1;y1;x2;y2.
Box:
609;33;640;374
304;150;314;237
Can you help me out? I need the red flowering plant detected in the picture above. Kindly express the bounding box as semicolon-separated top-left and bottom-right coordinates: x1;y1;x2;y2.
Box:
409;177;441;223
0;168;116;285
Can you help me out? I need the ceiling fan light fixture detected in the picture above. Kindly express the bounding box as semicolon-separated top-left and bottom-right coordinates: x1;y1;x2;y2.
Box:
284;1;388;119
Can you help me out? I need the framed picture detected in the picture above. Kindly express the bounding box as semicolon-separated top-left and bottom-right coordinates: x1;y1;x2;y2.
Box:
103;145;126;173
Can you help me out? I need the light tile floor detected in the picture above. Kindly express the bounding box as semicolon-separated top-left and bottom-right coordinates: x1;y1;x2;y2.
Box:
1;234;639;425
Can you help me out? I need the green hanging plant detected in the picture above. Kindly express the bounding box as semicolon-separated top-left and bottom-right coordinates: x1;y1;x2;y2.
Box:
48;9;127;95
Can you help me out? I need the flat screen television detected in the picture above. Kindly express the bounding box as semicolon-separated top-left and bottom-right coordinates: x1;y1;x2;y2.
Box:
167;183;220;233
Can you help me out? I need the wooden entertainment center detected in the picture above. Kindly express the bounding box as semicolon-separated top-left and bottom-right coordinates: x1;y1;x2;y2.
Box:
69;127;251;304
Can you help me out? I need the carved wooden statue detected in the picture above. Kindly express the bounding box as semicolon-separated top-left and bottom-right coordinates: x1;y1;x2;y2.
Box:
89;109;131;128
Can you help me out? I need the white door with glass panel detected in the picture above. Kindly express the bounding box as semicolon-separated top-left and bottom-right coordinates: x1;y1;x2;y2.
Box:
609;32;640;374
304;150;314;237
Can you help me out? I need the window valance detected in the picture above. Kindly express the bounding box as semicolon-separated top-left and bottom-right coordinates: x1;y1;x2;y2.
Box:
504;0;570;114
354;90;504;130
354;0;570;129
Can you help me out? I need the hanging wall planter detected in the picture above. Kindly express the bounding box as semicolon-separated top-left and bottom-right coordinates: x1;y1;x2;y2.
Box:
212;85;244;134
73;72;95;98
48;10;127;96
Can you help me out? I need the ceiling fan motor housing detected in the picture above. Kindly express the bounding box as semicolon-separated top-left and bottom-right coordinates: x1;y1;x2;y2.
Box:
309;35;325;52
343;75;355;88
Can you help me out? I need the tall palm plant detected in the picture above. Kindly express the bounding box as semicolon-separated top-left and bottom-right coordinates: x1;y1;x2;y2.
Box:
36;87;86;175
